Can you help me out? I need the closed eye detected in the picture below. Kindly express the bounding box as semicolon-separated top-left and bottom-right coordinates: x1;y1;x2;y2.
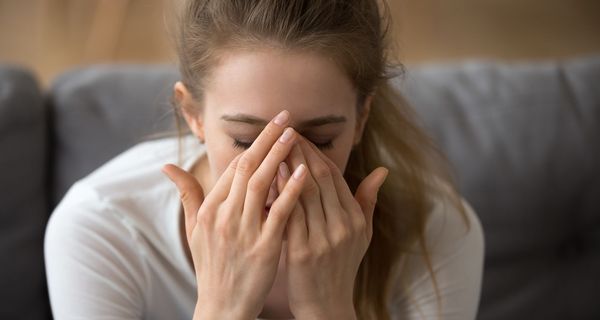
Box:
232;140;253;150
232;139;333;150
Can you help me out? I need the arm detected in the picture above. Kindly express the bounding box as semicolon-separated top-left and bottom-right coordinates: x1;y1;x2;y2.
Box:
390;198;485;320
44;185;147;319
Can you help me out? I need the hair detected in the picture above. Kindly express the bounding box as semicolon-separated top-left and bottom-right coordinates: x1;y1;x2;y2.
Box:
171;0;469;319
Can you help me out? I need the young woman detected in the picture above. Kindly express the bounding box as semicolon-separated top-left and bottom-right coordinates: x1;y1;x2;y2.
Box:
45;0;484;319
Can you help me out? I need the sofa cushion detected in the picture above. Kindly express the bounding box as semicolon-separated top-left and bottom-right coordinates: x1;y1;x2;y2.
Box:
0;65;51;319
49;65;179;206
399;56;600;319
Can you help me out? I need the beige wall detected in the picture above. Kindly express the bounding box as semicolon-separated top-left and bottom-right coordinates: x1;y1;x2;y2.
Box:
391;0;600;62
1;0;599;86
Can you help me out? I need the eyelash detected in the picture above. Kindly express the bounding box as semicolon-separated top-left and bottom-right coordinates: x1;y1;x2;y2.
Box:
232;139;334;150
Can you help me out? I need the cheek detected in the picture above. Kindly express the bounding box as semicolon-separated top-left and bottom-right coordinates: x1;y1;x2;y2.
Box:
205;135;240;180
202;120;241;174
321;145;352;175
329;132;356;173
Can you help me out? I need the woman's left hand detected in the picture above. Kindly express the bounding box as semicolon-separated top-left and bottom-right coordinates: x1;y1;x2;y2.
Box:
276;137;388;320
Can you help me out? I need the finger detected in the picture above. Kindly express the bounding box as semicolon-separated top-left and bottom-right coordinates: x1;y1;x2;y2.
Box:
263;164;307;241
286;143;327;240
162;164;205;242
305;141;368;233
354;167;389;238
242;127;298;233
286;202;308;250
204;153;243;204
227;110;290;209
276;162;290;194
297;137;346;229
276;162;308;245
307;142;356;211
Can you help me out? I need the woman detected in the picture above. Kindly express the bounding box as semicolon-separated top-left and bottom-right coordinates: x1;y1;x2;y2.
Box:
45;0;484;319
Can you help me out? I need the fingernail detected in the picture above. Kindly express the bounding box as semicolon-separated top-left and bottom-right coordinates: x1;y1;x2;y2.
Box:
279;127;295;143
292;164;306;180
279;162;290;178
273;110;289;126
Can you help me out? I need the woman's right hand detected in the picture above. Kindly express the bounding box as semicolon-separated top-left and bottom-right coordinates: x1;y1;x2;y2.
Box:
162;110;307;320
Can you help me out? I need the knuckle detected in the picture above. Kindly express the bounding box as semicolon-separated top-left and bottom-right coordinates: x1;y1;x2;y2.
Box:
351;216;367;233
229;158;240;170
313;242;330;259
358;218;367;232
271;140;287;155
178;185;200;203
214;220;233;240
197;206;214;226
236;155;257;176
262;124;277;139
312;163;331;180
247;176;269;193
290;248;311;265
331;229;350;245
178;189;192;203
303;179;320;196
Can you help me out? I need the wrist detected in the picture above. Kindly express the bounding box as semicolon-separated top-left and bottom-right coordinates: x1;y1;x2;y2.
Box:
193;299;255;320
293;303;357;320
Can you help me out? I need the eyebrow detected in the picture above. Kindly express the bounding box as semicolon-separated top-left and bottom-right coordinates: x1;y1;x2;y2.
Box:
220;113;347;128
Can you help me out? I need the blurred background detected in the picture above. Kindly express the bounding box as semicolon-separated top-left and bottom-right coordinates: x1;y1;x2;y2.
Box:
1;0;599;86
1;1;599;320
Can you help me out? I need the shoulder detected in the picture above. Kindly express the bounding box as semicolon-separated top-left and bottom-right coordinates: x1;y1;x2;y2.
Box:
46;134;203;261
56;135;203;208
44;178;149;318
424;192;484;259
390;183;485;319
406;187;485;282
45;135;203;318
81;135;202;199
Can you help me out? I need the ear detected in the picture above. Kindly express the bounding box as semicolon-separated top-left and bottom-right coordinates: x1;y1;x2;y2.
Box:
353;94;373;146
174;81;205;142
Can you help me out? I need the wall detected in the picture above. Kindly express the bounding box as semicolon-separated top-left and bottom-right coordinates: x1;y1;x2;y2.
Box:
1;0;599;86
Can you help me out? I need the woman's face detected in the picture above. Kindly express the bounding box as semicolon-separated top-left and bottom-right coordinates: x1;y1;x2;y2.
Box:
176;48;370;316
177;48;370;204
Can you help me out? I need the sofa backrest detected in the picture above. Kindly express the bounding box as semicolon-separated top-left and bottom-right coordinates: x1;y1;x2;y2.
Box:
398;57;600;319
48;65;179;207
0;65;51;319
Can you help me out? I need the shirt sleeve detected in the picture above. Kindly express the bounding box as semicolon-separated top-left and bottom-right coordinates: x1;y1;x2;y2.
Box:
390;197;485;320
44;184;149;319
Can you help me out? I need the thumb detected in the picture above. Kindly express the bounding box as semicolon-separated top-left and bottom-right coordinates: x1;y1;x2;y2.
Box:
354;167;388;237
162;164;205;242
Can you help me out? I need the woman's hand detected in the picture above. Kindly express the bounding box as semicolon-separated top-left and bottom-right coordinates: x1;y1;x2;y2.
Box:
276;137;388;320
163;111;308;320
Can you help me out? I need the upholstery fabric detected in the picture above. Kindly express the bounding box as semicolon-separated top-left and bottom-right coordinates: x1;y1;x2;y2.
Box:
49;65;179;206
399;56;600;319
0;65;51;319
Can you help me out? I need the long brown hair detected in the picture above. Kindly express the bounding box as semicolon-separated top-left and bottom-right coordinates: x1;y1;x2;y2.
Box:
171;0;468;319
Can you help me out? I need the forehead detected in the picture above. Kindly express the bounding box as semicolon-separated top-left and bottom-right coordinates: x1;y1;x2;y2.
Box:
203;48;358;120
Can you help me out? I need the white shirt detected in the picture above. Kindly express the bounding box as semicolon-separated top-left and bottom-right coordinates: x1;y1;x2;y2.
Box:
44;135;484;320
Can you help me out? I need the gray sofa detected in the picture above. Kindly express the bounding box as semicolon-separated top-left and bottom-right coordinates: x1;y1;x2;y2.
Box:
1;56;598;319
